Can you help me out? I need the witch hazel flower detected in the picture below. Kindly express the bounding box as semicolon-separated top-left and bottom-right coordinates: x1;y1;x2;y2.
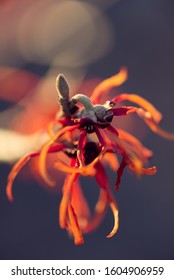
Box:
6;68;174;245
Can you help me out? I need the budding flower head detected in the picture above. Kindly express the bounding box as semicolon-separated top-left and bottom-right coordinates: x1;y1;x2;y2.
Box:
56;74;79;117
56;74;70;101
56;74;71;116
6;68;174;245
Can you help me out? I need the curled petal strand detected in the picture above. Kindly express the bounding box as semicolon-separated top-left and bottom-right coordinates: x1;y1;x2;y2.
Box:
47;120;62;137
39;124;79;186
54;158;97;176
107;199;119;238
6;151;39;201
112;94;162;123
112;106;137;116
68;204;84;245
129;165;157;175
71;180;91;230
93;167;109;226
117;128;153;158
91;67;128;104
105;125;143;173
95;162;119;238
6;144;64;201
59;173;79;229
103;152;119;171
76;129;87;167
83;189;108;234
113;106;174;140
137;109;174;140
115;159;127;191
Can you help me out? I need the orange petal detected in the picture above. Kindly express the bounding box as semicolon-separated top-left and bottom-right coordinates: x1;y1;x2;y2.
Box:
137;109;174;140
116;128;151;166
47;120;63;137
91;67;128;104
105;125;144;173
115;159;127;191
54;158;97;176
117;128;153;158
71;180;91;230
68;204;84;245
6;151;39;201
113;94;162;123
107;198;119;238
83;189;108;234
39;124;79;186
103;152;119;171
129;165;157;175
59;173;79;229
105;125;155;176
95;162;119;238
76;129;87;167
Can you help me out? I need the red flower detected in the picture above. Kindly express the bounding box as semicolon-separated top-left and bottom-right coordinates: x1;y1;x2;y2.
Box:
6;68;174;245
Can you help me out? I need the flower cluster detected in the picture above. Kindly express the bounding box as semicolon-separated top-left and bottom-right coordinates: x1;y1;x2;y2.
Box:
6;68;174;245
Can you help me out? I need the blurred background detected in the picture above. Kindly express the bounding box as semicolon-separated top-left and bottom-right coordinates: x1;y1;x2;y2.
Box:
0;0;174;259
